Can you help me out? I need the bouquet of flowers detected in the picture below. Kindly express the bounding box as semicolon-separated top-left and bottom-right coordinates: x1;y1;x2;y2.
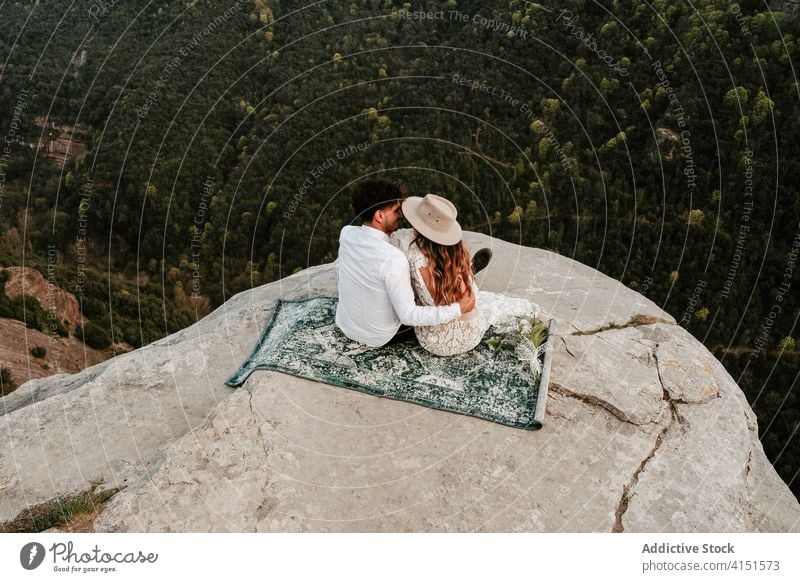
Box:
485;315;549;380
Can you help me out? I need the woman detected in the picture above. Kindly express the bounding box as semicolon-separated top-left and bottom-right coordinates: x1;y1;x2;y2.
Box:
397;194;489;356
392;193;538;356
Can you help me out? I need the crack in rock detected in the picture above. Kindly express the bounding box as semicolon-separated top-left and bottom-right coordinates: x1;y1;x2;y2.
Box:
611;408;675;533
653;345;682;420
243;386;276;528
653;347;668;395
549;382;643;427
559;336;576;358
612;343;683;533
652;342;722;406
245;388;271;463
743;449;753;480
572;314;675;336
165;468;195;487
544;391;578;422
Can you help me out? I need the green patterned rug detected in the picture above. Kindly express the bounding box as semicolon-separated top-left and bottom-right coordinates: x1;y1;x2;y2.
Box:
225;297;554;430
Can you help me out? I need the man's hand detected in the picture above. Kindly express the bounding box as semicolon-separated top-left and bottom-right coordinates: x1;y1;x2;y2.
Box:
458;287;476;314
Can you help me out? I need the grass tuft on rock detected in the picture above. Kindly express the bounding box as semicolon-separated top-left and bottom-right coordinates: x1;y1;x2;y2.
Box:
0;486;120;533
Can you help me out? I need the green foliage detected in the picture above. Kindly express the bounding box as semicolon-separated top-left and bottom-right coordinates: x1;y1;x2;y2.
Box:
0;367;16;396
76;322;111;350
526;319;550;349
0;291;50;332
2;487;119;533
689;209;705;225
487;317;548;351
30;498;93;532
779;337;796;352
30;345;47;358
750;89;775;125
506;205;523;225
53;319;70;337
723;86;749;107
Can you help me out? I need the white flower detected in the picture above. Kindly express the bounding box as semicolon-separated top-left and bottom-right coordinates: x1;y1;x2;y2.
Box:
491;320;518;335
514;336;544;380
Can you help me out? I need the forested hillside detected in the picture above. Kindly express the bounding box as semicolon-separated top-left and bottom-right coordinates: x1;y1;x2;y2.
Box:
1;0;798;496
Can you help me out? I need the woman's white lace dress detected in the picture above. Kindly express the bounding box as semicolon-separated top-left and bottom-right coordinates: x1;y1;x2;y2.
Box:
406;242;488;356
391;229;540;357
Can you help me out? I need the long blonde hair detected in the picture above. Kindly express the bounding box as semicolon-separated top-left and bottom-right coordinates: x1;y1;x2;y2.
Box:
412;233;474;305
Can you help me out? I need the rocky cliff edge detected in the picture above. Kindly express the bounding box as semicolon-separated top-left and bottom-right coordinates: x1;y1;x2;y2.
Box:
1;232;798;532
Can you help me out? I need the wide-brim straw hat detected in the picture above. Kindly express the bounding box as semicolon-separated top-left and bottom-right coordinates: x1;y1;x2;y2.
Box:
402;193;463;246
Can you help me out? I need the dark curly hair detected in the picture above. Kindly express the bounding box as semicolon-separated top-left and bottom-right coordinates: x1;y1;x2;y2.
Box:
351;179;408;223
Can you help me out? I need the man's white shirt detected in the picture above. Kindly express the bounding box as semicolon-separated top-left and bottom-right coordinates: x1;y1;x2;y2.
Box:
335;225;461;347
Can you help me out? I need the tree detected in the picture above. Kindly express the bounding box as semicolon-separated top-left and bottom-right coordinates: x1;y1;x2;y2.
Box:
506;206;523;225
0;367;16;396
723;86;749;107
77;322;111;350
750;89;774;125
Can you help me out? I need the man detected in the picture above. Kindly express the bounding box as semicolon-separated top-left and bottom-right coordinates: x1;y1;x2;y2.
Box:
335;179;476;347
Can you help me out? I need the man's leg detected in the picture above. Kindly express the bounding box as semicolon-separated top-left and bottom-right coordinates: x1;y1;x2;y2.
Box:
385;325;417;346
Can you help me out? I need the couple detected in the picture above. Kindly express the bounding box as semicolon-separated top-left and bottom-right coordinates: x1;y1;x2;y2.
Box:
335;179;538;357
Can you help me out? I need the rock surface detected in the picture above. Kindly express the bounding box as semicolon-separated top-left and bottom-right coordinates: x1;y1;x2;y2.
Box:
1;232;798;532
